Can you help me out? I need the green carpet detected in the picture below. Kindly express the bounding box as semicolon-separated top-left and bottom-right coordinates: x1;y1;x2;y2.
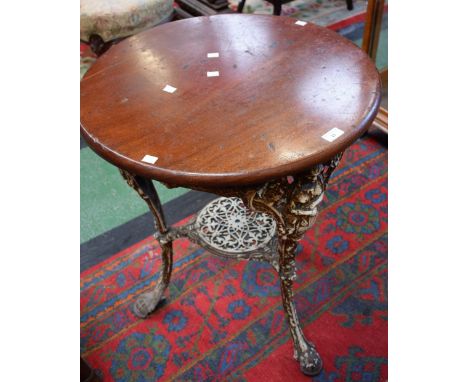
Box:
80;147;188;243
356;17;388;71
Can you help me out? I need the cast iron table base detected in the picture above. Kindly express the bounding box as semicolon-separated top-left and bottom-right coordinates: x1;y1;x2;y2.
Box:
120;152;342;376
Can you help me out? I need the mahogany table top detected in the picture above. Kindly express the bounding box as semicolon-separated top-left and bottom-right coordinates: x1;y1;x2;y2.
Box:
81;14;381;188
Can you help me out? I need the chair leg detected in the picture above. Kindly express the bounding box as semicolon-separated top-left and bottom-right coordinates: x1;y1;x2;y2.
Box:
88;35;105;56
346;0;353;11
237;0;247;13
273;0;282;15
88;34;116;57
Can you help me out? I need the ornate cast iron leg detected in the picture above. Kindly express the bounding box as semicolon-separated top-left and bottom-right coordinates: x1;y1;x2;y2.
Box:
278;237;322;376
120;169;173;318
241;153;343;376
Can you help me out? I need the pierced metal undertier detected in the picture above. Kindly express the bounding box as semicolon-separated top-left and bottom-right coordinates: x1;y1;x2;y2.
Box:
156;196;280;270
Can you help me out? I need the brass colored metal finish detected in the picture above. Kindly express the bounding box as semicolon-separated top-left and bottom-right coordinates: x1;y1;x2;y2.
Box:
154;199;280;271
120;153;342;376
196;197;276;254
119;169;173;318
235;152;343;375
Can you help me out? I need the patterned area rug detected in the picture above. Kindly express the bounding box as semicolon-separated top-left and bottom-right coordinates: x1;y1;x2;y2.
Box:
80;134;388;381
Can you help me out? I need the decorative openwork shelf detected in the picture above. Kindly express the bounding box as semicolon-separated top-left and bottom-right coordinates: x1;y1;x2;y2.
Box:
155;197;280;271
196;197;276;254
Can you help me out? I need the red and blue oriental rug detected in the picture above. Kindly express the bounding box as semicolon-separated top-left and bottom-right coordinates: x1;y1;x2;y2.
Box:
80;133;388;381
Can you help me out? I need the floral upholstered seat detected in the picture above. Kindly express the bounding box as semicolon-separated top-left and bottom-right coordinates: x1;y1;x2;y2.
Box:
80;0;174;43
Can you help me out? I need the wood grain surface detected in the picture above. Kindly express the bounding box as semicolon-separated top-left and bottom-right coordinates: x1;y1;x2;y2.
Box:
81;14;381;188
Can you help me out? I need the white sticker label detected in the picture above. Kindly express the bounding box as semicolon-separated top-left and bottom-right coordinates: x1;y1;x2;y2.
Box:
295;20;307;26
321;128;344;142
162;85;177;93
207;71;220;77
207;52;220;58
141;154;158;164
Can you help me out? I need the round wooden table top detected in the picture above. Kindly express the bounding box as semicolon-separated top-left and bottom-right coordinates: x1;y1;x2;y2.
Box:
81;14;381;188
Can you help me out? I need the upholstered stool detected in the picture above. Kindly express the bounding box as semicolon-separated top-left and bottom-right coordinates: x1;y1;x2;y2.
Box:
80;0;174;55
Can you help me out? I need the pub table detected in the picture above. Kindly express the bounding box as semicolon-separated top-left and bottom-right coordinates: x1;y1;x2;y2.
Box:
80;14;381;376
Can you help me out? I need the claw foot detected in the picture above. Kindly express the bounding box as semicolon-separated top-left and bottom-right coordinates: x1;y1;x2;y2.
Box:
133;286;166;318
295;343;323;376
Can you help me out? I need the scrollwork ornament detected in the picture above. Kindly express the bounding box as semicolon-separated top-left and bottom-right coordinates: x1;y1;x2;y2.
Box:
236;153;343;376
119;169;173;318
240;153;343;281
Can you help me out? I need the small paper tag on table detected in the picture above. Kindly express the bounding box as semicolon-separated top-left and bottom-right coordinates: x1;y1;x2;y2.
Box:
321;127;344;142
162;85;177;93
141;154;158;164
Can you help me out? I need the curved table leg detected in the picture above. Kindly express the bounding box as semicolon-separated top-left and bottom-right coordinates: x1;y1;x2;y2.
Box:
278;237;322;375
240;153;342;376
120;169;173;318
